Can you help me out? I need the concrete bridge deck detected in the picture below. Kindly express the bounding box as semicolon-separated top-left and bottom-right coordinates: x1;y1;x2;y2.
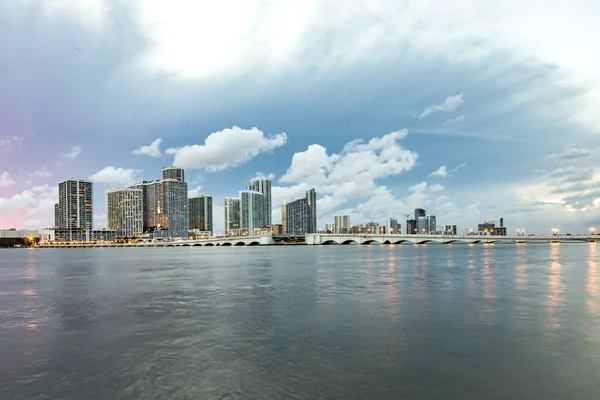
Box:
306;233;596;245
36;235;277;248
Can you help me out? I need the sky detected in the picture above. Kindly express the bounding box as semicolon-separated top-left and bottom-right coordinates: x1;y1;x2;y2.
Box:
1;0;600;235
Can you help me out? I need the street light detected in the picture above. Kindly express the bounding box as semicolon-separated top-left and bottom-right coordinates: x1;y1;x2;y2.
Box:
591;227;596;235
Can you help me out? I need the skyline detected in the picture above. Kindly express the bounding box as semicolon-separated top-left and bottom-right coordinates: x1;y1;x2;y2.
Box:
2;1;600;234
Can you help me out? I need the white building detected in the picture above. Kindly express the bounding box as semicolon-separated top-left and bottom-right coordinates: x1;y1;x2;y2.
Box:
247;178;272;227
334;214;350;234
240;190;265;235
386;217;400;234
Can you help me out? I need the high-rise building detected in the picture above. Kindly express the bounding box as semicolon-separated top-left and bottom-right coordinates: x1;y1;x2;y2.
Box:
224;197;241;236
240;190;265;235
417;216;428;233
334;214;350;234
428;215;436;233
54;203;60;228
414;208;426;221
58;179;93;230
188;195;213;233
128;172;188;238
407;219;416;234
162;166;185;182
106;188;143;238
387;217;400;234
247;178;272;227
282;189;317;235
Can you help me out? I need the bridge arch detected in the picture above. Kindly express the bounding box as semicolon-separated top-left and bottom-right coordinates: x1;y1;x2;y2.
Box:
234;242;246;246
393;239;414;244
204;243;214;247
221;242;232;246
341;240;359;245
361;240;381;245
192;243;202;247
322;240;338;245
248;241;260;246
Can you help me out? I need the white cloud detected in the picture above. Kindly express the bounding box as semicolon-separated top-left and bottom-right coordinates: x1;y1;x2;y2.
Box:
252;172;276;181
0;135;24;151
429;166;448;178
420;93;464;118
429;184;444;192
0;171;16;188
89;167;139;185
273;129;418;221
545;147;592;162
429;162;467;178
133;138;163;157
188;186;203;198
61;146;82;159
167;126;287;171
444;115;466;124
0;184;57;228
30;169;52;179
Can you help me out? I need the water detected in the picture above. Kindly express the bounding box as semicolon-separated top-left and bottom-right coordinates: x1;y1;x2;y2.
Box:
1;243;599;399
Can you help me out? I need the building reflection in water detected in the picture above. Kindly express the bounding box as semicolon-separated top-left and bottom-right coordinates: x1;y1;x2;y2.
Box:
480;246;496;324
515;244;527;292
545;243;564;336
383;246;400;321
586;243;598;313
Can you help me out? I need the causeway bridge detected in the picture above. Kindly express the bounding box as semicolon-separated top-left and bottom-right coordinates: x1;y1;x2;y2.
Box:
37;235;278;248
305;233;596;245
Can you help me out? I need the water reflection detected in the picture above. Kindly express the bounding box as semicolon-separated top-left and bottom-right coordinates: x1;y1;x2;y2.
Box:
515;244;527;292
480;246;496;324
586;243;598;312
545;244;564;335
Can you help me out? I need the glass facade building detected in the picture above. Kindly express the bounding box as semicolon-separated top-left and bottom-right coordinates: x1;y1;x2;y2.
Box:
224;197;241;236
188;195;213;234
282;189;317;235
246;178;271;227
106;188;144;238
240;190;265;235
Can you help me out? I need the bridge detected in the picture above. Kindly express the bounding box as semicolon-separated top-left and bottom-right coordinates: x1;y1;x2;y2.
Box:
305;233;596;245
37;235;277;248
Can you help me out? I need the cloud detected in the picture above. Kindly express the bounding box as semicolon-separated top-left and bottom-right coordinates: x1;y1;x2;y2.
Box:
546;147;592;162
429;184;444;192
0;184;57;228
0;171;16;188
61;146;82;159
30;169;52;179
188;186;203;198
420;93;464;118
0;136;23;151
252;172;276;181
167;126;287;171
429;166;448;178
429;162;467;178
444;115;466;124
89;167;139;185
274;129;418;220
133;138;163;157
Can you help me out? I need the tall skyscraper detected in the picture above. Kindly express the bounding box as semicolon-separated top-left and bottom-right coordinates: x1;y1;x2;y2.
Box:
128;167;188;238
334;214;350;234
188;195;213;233
106;188;143;237
407;219;416;234
162;166;184;182
58;179;93;230
282;189;317;235
224;197;241;235
414;208;426;221
428;215;436;233
240;190;265;235
247;178;271;227
387;217;400;234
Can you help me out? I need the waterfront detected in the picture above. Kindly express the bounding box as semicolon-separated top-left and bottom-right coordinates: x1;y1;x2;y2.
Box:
1;244;600;399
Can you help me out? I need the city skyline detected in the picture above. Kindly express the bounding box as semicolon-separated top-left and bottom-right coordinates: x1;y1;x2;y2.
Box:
2;1;600;234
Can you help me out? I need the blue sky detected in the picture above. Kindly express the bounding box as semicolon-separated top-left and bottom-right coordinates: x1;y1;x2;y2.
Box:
1;0;600;234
